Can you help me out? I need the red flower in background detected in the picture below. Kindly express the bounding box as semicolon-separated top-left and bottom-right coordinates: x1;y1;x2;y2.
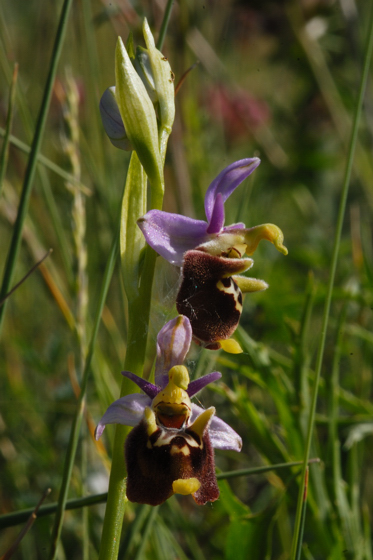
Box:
204;85;270;141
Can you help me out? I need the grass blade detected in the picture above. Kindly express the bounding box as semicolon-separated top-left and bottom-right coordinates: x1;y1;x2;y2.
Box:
290;6;373;557
0;0;74;335
295;467;309;560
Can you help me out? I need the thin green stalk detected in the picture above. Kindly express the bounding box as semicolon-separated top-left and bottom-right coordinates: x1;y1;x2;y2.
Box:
0;0;73;336
0;458;320;530
97;148;155;560
48;210;121;560
0;249;52;307
216;459;320;481
294;273;315;437
0;493;108;530
290;8;373;558
0;9;79;282
1;489;51;560
329;305;347;508
96;238;160;560
82;432;89;560
156;0;174;50
0;63;18;197
295;467;309;560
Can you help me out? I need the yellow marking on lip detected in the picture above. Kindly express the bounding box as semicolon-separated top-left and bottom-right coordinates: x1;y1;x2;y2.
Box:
216;280;242;313
153;431;200;448
170;445;190;456
219;338;243;354
172;478;200;496
144;407;158;437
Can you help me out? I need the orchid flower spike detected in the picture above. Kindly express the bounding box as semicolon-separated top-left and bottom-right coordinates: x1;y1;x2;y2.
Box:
95;316;242;506
137;158;288;350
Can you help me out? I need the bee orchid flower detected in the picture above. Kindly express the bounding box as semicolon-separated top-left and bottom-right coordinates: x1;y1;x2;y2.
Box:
95;316;242;506
137;158;288;350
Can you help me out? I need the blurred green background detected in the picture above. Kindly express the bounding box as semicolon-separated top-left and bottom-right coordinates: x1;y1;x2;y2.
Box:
1;0;373;558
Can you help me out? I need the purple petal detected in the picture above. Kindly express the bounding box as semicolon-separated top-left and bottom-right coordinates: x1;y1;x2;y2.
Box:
206;193;225;234
191;404;242;452
223;222;245;232
95;394;150;440
137;210;209;266
99;87;132;151
155;315;192;386
121;371;160;399
187;371;222;397
204;158;261;223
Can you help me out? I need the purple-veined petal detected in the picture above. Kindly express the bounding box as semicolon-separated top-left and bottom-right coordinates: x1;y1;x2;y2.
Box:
99;87;133;151
121;371;160;399
204;158;261;223
155;315;192;386
206;193;225;234
187;371;222;397
190;404;242;452
222;222;246;232
137;210;209;266
95;394;150;440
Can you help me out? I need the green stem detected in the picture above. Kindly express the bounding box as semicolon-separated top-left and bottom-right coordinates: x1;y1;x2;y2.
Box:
156;0;174;50
97;7;174;558
289;7;373;558
97;216;161;560
0;494;108;530
216;459;320;481
0;0;73;336
295;467;309;560
48;210;121;559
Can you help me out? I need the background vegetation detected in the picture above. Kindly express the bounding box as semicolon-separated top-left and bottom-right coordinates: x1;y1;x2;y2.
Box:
0;0;372;558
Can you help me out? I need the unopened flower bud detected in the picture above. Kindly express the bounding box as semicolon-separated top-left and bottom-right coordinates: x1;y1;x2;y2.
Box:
99;86;132;151
115;35;163;188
